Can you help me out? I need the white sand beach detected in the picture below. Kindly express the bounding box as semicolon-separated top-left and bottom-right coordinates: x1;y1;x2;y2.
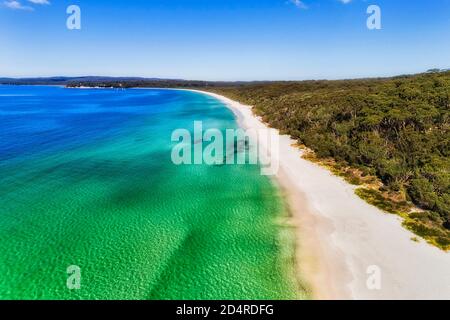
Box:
191;89;450;300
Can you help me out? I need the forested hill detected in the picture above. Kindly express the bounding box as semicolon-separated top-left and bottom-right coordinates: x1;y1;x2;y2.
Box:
208;71;450;249
0;76;253;88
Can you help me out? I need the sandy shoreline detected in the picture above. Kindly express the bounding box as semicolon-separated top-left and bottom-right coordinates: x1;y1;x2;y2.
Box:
190;89;450;300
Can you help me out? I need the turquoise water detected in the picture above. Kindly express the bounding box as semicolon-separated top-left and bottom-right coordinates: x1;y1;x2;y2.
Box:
0;85;305;299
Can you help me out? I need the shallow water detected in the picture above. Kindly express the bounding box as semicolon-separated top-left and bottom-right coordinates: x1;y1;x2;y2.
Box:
0;85;304;299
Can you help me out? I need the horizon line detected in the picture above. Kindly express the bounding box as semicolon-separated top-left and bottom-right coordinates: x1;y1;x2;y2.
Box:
2;68;450;83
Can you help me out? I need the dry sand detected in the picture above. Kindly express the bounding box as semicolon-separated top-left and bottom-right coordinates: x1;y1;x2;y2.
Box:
191;89;450;300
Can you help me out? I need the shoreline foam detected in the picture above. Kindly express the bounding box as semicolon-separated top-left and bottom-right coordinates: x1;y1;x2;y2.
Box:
190;89;450;300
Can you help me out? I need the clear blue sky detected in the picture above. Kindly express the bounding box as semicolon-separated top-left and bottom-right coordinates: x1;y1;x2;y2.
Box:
1;0;449;80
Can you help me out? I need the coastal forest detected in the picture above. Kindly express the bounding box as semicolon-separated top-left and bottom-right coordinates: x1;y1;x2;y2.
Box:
6;71;448;248
208;71;450;249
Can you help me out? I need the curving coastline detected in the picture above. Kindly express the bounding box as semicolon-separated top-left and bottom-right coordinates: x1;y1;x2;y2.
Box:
190;89;450;300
